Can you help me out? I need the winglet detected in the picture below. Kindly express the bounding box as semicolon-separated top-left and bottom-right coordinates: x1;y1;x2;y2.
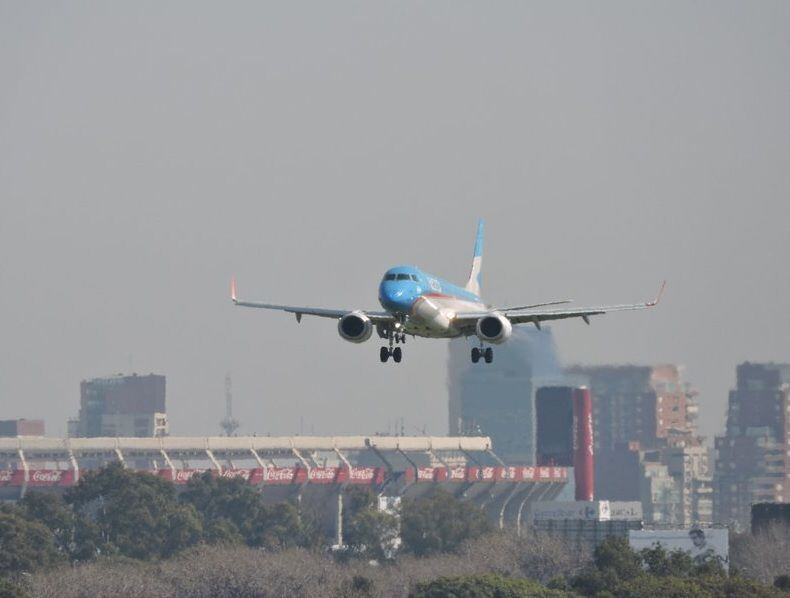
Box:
647;280;666;307
231;277;238;304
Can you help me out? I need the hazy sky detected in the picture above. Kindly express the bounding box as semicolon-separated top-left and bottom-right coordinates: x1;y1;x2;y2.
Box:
1;3;788;442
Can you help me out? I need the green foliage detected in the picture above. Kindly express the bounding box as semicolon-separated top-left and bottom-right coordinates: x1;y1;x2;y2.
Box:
18;491;103;561
775;574;790;590
400;488;491;557
571;535;781;597
180;472;260;544
0;578;27;598
180;471;314;549
639;543;696;578
611;574;710;597
0;510;60;576
409;573;567;598
593;537;642;581
341;487;399;561
65;462;202;560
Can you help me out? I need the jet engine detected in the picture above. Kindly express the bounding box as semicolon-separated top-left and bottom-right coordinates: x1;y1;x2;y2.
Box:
338;311;373;343
475;313;512;344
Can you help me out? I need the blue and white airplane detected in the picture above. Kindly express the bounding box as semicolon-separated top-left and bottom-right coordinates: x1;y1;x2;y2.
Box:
232;221;664;364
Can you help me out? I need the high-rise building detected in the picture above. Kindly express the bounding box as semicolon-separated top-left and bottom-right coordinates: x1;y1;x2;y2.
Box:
69;373;168;438
714;362;790;530
566;365;697;452
0;419;45;437
448;327;563;463
568;364;710;526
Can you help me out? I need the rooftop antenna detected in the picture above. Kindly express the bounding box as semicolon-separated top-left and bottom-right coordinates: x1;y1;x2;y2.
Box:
220;372;240;437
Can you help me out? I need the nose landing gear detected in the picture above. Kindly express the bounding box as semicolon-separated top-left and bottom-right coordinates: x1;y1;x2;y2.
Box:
380;325;406;364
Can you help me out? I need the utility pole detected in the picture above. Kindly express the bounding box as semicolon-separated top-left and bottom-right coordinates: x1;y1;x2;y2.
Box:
220;372;239;437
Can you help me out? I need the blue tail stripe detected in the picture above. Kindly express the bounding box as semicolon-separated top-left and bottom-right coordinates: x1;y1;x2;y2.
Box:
474;219;484;258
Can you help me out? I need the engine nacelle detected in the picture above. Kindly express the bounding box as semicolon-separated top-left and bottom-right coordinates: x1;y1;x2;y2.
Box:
475;313;512;344
338;311;373;343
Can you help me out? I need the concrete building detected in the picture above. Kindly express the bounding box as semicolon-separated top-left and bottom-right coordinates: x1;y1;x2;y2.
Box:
531;500;643;550
69;373;168;438
715;362;790;530
448;327;564;463
0;419;45;437
569;365;711;527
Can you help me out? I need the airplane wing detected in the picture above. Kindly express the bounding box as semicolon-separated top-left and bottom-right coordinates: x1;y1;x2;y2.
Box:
231;278;394;323
454;282;665;331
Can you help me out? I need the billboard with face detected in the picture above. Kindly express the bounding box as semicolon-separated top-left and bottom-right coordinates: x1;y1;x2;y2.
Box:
628;529;729;570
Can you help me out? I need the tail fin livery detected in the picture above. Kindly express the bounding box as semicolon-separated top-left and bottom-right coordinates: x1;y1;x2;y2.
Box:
465;219;484;297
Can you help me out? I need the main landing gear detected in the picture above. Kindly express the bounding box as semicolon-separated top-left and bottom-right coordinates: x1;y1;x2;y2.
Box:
380;346;402;363
471;345;494;364
380;326;407;364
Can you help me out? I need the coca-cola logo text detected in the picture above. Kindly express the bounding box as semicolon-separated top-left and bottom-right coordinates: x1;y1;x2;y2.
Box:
32;470;63;483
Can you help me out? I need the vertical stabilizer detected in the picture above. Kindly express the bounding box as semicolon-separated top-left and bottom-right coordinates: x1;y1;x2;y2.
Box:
465;219;484;297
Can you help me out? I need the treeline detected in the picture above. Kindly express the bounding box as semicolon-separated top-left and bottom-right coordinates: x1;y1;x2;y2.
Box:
0;463;491;569
0;464;788;597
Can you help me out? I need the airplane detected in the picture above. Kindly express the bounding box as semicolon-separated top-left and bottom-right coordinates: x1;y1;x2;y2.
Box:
231;220;664;365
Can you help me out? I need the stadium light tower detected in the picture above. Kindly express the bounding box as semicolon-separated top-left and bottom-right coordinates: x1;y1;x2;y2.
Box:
220;372;240;437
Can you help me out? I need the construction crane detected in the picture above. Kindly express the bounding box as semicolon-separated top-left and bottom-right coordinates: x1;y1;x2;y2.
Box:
220;372;240;437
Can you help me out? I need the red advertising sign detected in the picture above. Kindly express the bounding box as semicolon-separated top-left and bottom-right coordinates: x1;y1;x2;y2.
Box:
0;469;14;486
416;467;436;482
448;466;466;481
162;469;208;484
308;468;339;484
218;469;252;481
25;470;76;487
262;467;296;484
348;467;380;484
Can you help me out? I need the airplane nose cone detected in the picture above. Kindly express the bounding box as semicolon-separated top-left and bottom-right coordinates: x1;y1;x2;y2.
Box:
379;282;416;313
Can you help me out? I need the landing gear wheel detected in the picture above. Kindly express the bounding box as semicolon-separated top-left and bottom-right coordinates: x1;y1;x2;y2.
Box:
400;334;406;343
471;347;481;363
484;347;494;364
392;347;402;363
380;347;390;363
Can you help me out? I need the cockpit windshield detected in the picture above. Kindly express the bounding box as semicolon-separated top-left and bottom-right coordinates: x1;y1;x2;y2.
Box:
384;273;418;282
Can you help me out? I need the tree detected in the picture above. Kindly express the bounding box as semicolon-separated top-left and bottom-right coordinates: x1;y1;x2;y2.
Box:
0;578;27;598
65;463;202;560
731;523;790;585
180;472;261;544
400;488;491;557
0;510;60;576
181;471;315;549
593;536;642;581
639;543;696;578
570;537;643;595
409;574;567;598
18;491;103;562
341;487;399;561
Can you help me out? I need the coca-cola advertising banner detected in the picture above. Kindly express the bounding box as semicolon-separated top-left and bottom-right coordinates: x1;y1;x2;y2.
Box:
158;469;208;484
407;466;569;484
26;470;75;486
0;464;566;488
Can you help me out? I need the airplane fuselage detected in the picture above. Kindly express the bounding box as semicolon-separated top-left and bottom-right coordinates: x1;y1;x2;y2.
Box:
378;265;486;338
